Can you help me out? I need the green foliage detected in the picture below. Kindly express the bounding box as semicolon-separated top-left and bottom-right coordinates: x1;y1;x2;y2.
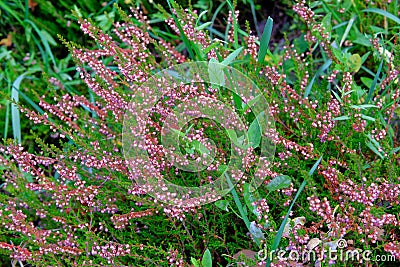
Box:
0;0;399;266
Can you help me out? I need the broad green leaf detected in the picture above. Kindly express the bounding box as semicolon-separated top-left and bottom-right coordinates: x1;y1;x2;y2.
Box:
203;42;221;55
73;5;83;17
171;128;186;139
366;134;384;159
361;77;373;88
226;129;248;149
222;47;243;66
348;54;362;72
226;129;239;145
201;249;212;267
352;30;372;47
40;29;57;46
247;112;265;148
333;115;350;121
369;25;389;35
242;94;264;112
191;140;211;155
191;258;200;267
215;200;230;212
208;59;225;86
218;164;228;173
190;258;200;267
266;175;292;191
23;172;34;183
355;85;366;98
321;13;332;38
231;89;244;112
243;183;261;217
332;47;345;63
361;52;371;65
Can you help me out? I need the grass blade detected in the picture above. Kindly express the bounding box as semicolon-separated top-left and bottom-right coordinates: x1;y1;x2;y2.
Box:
265;156;323;267
24;0;29;20
340;16;357;47
209;1;227;40
226;0;239;49
365;59;383;103
0;1;23;24
15;88;45;115
221;47;243;66
304;60;332;98
362;8;400;24
4;100;10;140
257;17;273;67
225;173;261;248
248;0;260;37
24;19;56;67
11;75;25;144
166;0;197;60
8;69;42;143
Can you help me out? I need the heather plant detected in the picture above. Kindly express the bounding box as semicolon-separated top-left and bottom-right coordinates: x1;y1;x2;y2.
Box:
0;0;131;149
0;0;399;267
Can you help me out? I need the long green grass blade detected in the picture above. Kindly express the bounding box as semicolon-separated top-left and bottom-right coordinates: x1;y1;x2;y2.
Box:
0;1;23;24
362;8;400;24
248;0;260;37
365;59;383;103
304;60;332;98
11;76;24;144
209;1;227;40
340;16;357;47
257;17;273;67
9;68;42;144
24;19;56;67
225;173;261;248
226;0;239;49
321;1;342;23
221;47;243;66
166;0;196;60
4;101;10;140
24;0;29;20
15;89;45;115
265;156;323;267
